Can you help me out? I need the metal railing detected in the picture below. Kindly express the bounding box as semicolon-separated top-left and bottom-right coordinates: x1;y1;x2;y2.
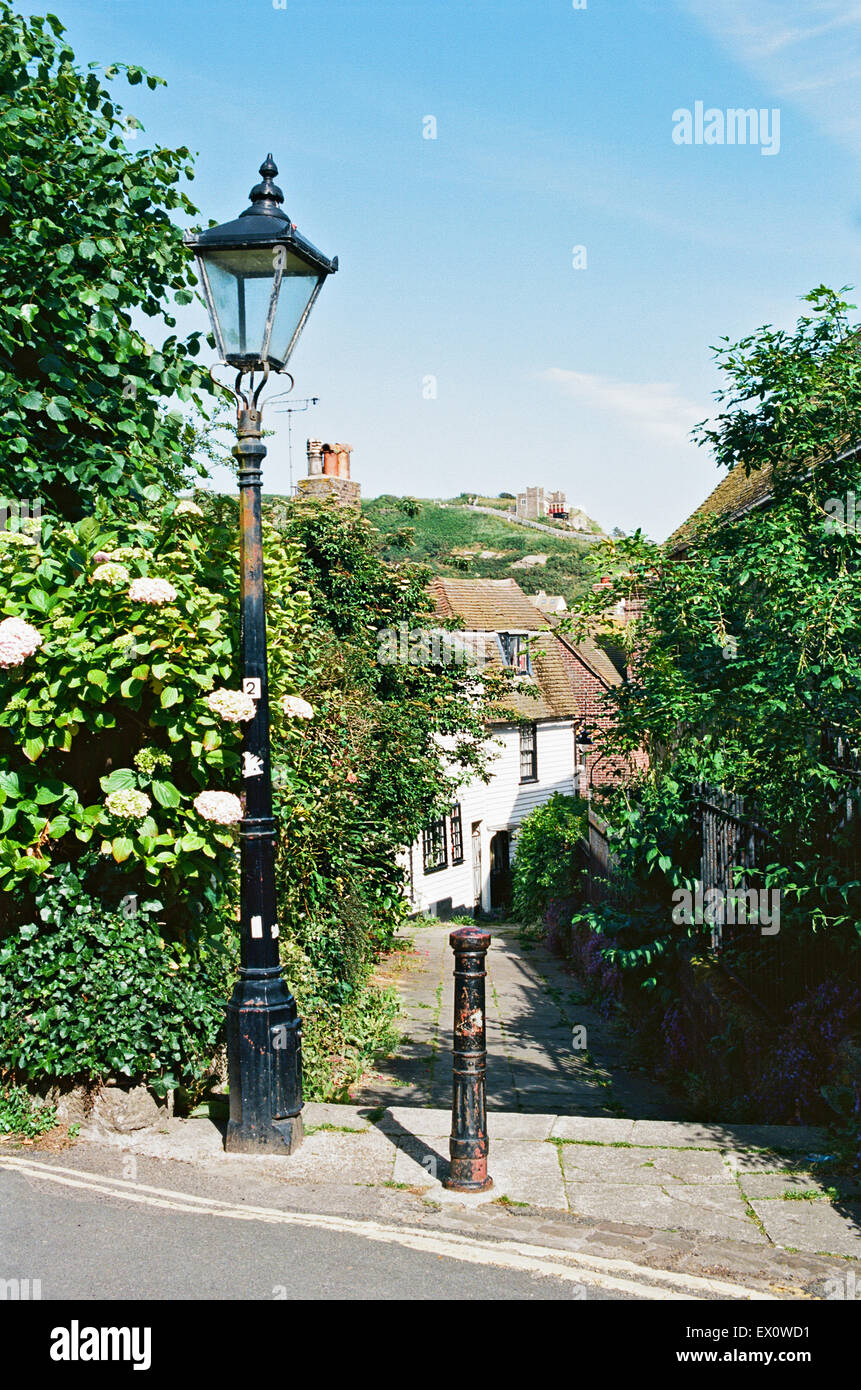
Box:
581;788;848;1021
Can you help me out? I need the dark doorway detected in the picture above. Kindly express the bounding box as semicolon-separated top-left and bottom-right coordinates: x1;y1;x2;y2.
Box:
489;829;512;914
471;823;483;917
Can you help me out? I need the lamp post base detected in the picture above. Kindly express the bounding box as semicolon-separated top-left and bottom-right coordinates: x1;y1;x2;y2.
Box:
225;1113;304;1156
225;965;304;1156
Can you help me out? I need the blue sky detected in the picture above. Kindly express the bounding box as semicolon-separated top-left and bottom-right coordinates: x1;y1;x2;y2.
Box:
35;0;861;539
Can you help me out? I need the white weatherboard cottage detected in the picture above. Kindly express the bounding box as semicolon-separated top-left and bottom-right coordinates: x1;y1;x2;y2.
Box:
404;578;589;918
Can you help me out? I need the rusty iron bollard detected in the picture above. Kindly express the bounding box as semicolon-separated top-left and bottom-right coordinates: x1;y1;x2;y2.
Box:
444;927;493;1193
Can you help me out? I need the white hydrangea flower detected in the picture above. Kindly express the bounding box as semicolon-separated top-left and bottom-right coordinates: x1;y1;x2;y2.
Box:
281;695;315;720
193;791;243;825
92;562;130;584
128;577;178;606
0;531;37;547
175;500;203;517
105;788;151;819
108;546;149;561
206;688;256;722
0;616;42;668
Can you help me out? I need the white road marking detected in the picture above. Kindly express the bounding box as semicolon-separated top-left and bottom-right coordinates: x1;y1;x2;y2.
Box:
0;1155;775;1301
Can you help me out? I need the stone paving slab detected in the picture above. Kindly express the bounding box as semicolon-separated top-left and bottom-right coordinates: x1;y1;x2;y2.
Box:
303;1103;372;1132
739;1173;861;1199
263;1129;395;1186
724;1147;837;1174
751;1199;861;1259
390;1137;448;1187
374;1106;450;1137
560;1145;733;1186
717;1124;833;1153
393;1137;567;1210
629;1120;751;1148
566;1182;768;1244
550;1117;637;1143
486;1112;557;1140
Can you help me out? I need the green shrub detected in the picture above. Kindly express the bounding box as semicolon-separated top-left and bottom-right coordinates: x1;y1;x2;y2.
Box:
274;936;400;1100
0;867;233;1090
512;793;588;923
0;1083;57;1137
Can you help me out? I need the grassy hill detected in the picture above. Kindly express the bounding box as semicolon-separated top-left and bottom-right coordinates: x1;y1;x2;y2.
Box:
361;495;606;609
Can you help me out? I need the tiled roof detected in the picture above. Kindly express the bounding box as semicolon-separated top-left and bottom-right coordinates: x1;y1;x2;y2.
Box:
431;577;549;631
665;462;774;553
429;577;617;721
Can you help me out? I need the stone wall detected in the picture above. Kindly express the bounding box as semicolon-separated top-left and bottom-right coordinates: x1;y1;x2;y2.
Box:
296;476;361;509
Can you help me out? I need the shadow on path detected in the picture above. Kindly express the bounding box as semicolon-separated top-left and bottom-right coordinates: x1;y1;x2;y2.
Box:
350;922;690;1119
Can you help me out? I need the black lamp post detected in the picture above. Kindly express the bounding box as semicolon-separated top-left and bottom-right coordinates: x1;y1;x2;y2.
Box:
185;156;337;1154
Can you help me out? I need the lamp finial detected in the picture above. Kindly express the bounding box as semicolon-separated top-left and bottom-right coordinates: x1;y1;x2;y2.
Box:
248;155;284;211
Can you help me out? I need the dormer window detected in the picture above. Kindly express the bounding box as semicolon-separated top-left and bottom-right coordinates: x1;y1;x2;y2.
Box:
498;631;531;675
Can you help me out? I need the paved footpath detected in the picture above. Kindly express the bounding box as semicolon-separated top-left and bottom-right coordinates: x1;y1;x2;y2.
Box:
350;922;683;1116
5;921;857;1297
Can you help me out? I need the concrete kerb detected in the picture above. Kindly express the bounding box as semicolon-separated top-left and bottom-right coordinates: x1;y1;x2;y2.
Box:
29;1099;861;1277
71;1101;860;1252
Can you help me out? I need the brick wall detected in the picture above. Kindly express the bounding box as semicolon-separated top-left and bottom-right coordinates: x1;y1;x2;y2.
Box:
557;640;631;791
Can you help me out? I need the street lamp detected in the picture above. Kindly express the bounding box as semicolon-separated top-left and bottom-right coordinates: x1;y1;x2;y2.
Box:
185;155;337;1154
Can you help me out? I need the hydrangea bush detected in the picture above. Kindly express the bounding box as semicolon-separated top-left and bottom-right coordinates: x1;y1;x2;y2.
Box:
0;498;310;932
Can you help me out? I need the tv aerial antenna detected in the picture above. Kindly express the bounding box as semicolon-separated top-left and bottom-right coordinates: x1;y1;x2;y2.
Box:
271;395;320;493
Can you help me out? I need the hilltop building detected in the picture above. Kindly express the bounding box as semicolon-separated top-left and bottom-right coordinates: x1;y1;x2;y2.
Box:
527;590;568;615
516;487;567;521
514;487;598;534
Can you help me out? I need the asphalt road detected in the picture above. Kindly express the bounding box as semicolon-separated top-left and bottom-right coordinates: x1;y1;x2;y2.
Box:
0;1165;621;1301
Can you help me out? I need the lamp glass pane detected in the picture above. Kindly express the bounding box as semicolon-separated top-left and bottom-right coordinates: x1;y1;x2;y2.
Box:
269;245;322;366
198;244;321;367
200;246;271;361
270;270;319;366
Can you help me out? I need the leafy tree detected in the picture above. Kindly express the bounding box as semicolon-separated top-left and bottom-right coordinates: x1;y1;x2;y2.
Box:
0;4;210;519
694;285;861;478
568;289;861;1007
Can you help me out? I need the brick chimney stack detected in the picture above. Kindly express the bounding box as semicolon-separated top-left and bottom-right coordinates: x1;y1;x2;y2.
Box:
297;439;360;509
322;443;352;480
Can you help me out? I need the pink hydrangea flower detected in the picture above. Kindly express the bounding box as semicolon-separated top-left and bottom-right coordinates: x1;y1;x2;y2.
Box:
0;616;42;668
129;577;178;606
193;791;243;825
